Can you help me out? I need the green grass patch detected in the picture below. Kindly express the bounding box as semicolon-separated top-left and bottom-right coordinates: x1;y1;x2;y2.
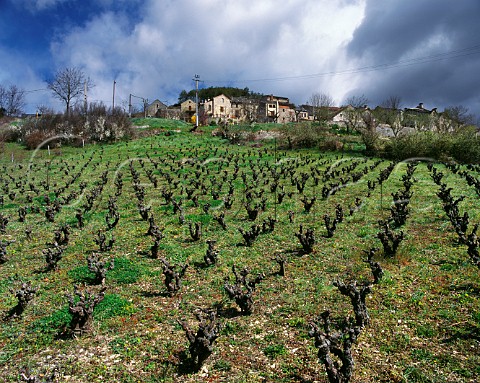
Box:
131;118;190;130
31;305;72;334
287;317;306;328
221;321;242;335
94;293;135;320
263;343;287;358
109;334;143;357
68;257;140;284
415;324;437;338
214;359;232;372
402;366;433;383
107;257;144;284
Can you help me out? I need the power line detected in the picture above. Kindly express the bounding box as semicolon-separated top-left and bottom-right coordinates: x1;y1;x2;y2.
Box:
204;43;480;84
24;88;49;93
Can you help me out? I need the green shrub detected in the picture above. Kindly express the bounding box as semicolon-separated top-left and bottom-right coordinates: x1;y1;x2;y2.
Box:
19;103;133;149
318;138;344;151
279;122;329;149
383;129;480;163
449;126;480;163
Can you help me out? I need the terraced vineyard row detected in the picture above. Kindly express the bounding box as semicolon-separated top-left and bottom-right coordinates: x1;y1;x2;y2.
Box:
0;130;478;382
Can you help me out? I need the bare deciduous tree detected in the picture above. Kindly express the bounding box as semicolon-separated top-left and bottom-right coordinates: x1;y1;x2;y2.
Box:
444;105;476;131
381;95;402;110
341;106;362;135
0;86;5;117
374;96;405;137
342;95;381;152
360;108;380;154
340;95;370;134
308;92;335;122
47;67;94;116
0;84;26;116
345;94;369;109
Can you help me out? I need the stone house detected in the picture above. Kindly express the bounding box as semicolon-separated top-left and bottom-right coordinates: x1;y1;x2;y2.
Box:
402;103;444;131
299;105;344;122
331;105;356;126
146;99;167;117
278;104;296;123
258;95;295;123
230;97;259;123
180;99;196;121
403;103;437;115
296;107;312;121
202;94;231;122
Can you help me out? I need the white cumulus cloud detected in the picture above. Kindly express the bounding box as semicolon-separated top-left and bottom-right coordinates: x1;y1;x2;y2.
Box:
48;0;367;107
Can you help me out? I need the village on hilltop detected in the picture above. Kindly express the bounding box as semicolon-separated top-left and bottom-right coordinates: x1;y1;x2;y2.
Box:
140;92;457;136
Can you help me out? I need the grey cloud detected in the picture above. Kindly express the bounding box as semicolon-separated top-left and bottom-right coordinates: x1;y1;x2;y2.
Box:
345;0;480;113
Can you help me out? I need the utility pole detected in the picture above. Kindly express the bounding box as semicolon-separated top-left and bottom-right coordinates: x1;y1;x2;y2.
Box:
84;81;88;115
129;93;146;118
112;80;116;113
129;93;132;117
193;74;200;130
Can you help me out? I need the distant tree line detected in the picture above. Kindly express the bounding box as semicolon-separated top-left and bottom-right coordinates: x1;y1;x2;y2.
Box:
177;86;263;104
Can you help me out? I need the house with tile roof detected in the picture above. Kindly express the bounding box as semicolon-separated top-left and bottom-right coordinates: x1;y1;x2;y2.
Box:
258;95;295;123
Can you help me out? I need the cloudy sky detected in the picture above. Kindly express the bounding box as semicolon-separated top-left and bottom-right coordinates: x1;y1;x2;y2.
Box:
1;0;479;116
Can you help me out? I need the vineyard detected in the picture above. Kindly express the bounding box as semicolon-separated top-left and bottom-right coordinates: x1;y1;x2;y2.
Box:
0;124;479;382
